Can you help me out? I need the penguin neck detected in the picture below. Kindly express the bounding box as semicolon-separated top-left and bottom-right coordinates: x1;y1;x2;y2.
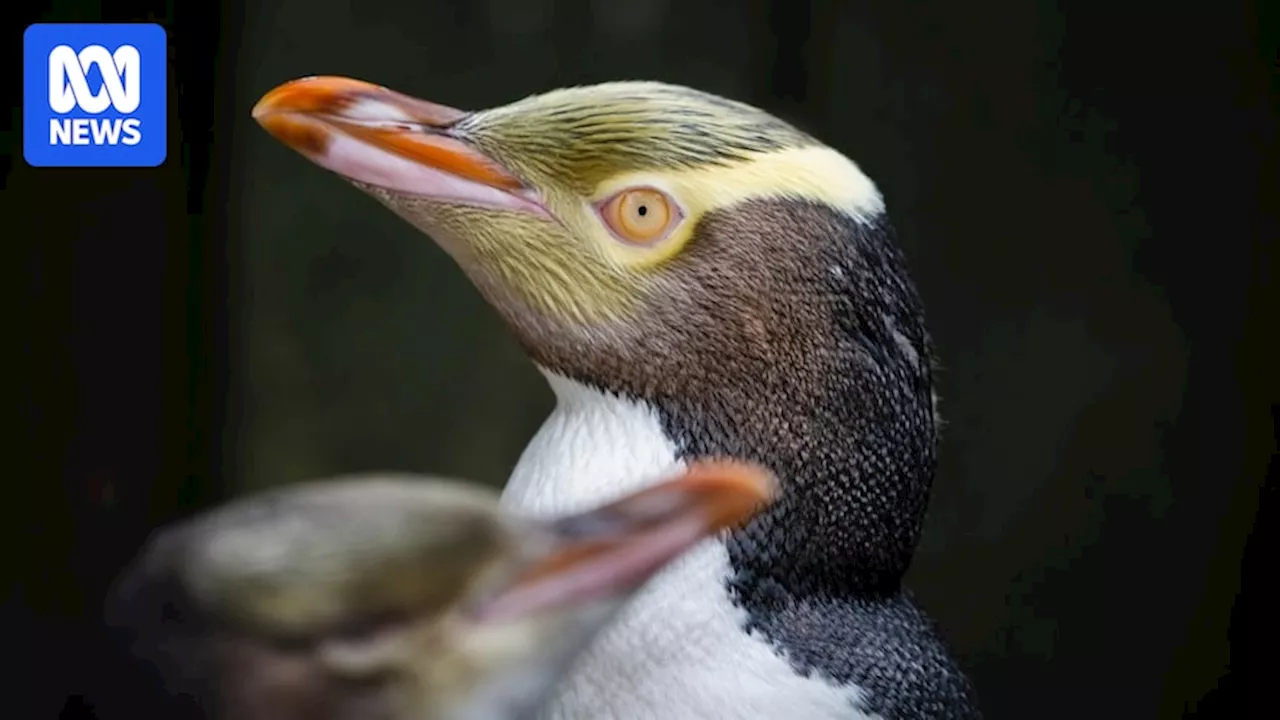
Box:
506;351;934;603
499;369;874;718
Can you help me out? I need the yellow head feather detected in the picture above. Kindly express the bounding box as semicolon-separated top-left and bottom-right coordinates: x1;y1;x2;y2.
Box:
372;81;884;326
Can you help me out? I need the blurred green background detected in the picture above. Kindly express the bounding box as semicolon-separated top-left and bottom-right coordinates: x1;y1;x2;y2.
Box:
5;1;1274;719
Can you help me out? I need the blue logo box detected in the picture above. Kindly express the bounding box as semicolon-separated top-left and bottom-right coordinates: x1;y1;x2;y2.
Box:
23;23;168;167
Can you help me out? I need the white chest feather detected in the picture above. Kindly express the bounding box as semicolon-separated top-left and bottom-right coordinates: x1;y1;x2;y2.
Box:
500;370;870;720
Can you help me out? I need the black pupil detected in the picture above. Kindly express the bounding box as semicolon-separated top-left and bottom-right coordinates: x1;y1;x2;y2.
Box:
637;205;648;216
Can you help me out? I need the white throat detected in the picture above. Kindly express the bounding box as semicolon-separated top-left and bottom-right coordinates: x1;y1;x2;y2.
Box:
500;369;682;517
500;369;869;720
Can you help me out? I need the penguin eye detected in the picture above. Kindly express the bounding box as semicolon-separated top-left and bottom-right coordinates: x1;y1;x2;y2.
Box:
598;187;682;245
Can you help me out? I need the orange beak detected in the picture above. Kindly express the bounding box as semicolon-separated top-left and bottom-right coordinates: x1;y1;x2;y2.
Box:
471;459;778;622
252;76;546;215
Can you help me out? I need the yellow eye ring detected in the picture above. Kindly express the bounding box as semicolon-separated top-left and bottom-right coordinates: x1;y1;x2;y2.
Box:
598;187;682;245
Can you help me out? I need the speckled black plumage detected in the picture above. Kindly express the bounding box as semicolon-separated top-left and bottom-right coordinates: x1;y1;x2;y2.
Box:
513;198;980;719
657;203;978;719
737;591;978;719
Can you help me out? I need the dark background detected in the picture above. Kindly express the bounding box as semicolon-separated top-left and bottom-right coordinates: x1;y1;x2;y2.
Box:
4;1;1275;718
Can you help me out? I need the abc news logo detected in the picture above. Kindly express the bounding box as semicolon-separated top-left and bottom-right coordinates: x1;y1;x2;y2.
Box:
48;44;144;147
23;23;167;167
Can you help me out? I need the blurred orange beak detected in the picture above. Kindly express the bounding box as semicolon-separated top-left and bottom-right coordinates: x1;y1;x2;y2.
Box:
252;76;546;216
471;459;778;623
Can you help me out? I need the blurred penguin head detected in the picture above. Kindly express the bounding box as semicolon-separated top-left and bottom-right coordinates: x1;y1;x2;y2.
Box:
108;461;774;720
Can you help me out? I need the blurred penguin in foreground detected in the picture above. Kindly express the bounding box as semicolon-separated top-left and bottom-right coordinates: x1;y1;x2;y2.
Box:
107;460;775;720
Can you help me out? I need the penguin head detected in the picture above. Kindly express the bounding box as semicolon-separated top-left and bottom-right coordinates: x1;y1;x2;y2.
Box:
107;462;775;720
252;77;938;594
251;77;885;383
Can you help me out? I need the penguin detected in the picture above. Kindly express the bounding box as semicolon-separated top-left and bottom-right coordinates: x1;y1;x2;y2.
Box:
106;462;776;720
252;76;982;719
